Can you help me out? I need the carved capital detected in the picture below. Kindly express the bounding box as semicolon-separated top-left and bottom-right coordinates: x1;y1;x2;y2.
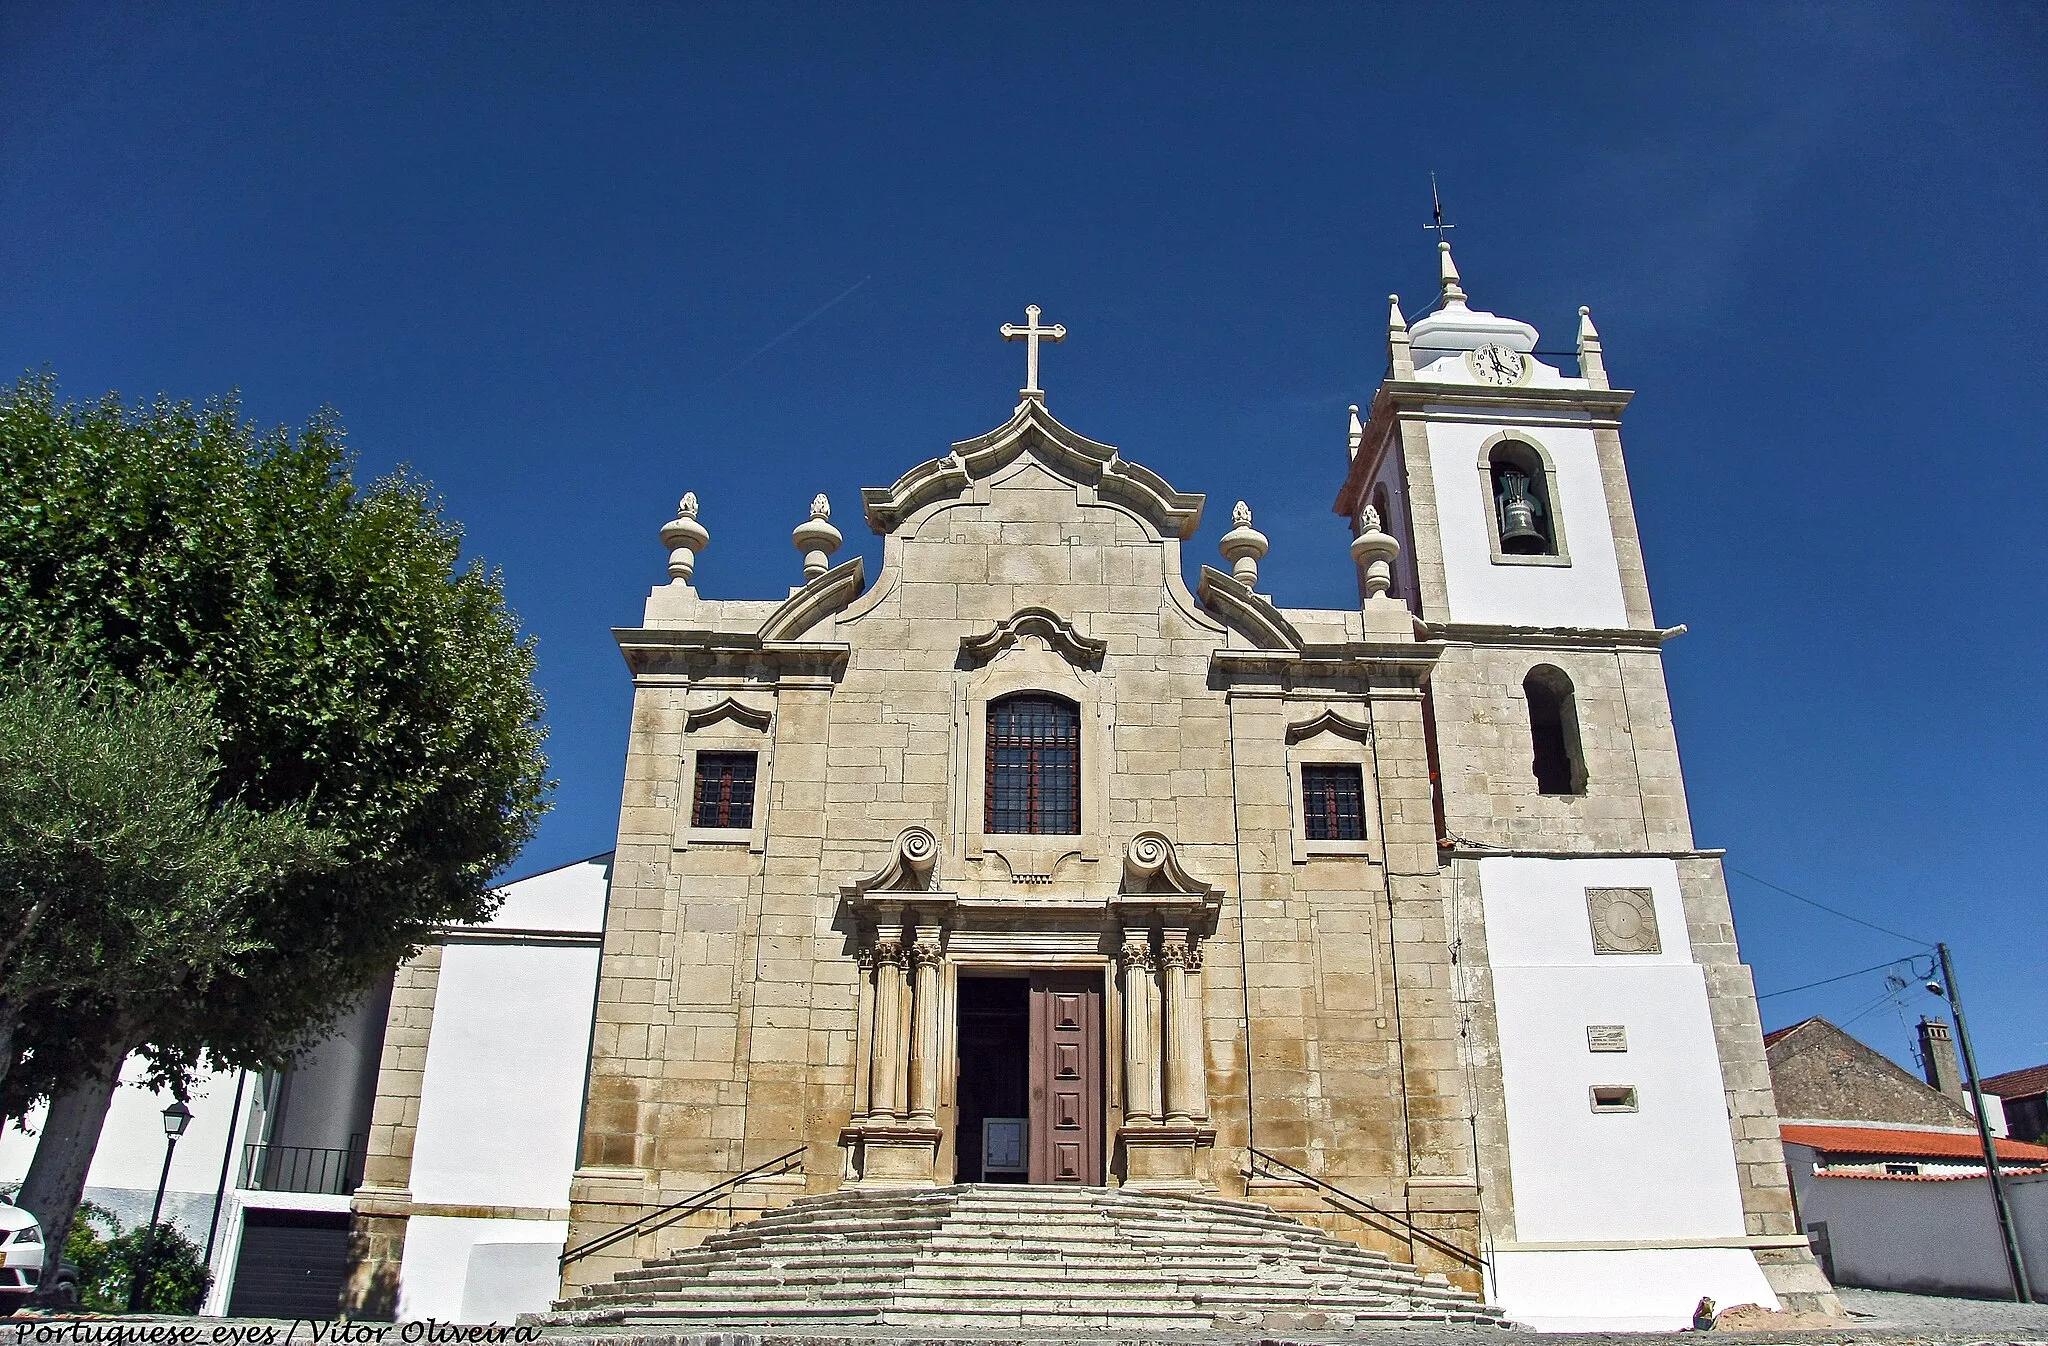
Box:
908;938;944;970
870;937;906;969
1160;939;1203;973
1118;936;1156;972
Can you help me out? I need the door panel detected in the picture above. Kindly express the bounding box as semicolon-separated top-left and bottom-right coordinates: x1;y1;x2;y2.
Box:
1028;972;1102;1185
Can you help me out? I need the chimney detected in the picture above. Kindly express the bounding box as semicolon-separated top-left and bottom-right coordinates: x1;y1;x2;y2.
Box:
1918;1017;1964;1099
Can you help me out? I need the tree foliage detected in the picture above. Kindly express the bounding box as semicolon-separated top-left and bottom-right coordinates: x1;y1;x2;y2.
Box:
0;373;552;1091
0;667;337;1110
65;1200;211;1314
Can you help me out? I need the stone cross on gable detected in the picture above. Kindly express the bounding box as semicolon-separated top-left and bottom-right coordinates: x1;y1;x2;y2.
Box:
1000;304;1066;399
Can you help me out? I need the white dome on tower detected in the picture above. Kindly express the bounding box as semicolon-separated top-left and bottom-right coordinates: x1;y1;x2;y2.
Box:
1406;241;1539;359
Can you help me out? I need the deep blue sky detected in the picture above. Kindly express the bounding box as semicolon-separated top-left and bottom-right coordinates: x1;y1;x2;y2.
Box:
5;5;2043;1074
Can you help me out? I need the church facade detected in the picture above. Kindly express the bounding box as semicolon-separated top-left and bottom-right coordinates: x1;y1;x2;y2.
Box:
347;251;1836;1330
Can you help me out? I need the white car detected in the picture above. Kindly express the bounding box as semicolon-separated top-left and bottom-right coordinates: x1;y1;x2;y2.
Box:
0;1200;74;1313
0;1199;43;1311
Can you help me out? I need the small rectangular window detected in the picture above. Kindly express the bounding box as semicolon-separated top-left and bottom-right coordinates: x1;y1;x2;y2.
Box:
692;752;757;830
1590;1085;1639;1113
1302;764;1366;841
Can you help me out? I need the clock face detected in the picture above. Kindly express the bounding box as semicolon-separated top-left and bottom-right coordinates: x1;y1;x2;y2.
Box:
1467;343;1526;385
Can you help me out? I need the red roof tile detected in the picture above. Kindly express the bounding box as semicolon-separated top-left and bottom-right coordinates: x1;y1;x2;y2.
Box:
1813;1168;2048;1183
1982;1063;2048;1100
1781;1123;2048;1163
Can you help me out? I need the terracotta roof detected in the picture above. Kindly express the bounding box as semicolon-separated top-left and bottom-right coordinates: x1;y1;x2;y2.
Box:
1762;1019;1819;1048
1813;1168;2048;1183
1982;1063;2048;1100
1782;1123;2048;1164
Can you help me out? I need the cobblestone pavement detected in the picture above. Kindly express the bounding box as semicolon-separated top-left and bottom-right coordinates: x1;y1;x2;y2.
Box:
1836;1285;2048;1334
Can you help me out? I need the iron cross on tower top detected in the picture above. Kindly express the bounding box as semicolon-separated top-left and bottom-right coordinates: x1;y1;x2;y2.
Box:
1000;304;1066;400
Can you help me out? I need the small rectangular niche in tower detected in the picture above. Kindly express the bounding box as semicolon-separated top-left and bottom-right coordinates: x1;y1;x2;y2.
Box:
1590;1085;1639;1113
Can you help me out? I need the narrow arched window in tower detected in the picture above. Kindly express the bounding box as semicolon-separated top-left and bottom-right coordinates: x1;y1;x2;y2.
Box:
1490;441;1556;556
1524;665;1587;796
986;694;1081;834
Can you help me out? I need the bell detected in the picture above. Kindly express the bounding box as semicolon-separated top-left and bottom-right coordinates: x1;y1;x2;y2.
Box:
1496;470;1546;552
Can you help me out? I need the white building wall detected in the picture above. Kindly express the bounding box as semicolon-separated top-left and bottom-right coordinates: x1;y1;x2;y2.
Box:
0;1060;250;1248
1424;415;1630;630
1796;1170;2047;1298
393;855;609;1324
1479;856;1777;1330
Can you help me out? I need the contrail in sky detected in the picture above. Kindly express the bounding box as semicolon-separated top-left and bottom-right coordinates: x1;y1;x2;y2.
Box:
718;275;872;381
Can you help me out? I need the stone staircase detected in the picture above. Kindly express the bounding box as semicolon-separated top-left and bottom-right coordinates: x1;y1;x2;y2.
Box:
549;1182;1504;1331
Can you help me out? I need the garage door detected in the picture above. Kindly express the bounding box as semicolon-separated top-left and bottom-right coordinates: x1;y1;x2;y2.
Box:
226;1210;351;1319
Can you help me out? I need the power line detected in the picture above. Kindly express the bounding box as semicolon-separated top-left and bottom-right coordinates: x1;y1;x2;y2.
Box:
1727;865;1932;949
1756;955;1920;1001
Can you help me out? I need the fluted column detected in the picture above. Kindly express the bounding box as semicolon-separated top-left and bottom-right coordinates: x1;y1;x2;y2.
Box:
1160;928;1207;1123
1119;930;1160;1123
868;934;907;1120
905;924;944;1125
852;943;878;1123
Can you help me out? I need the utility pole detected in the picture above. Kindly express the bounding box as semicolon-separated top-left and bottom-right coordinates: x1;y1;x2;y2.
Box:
1938;942;2033;1303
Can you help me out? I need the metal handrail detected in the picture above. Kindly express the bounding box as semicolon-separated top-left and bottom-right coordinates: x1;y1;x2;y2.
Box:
559;1147;805;1268
1247;1146;1485;1273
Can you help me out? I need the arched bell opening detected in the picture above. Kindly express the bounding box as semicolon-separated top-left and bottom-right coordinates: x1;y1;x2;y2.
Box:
1489;440;1556;557
1524;664;1588;796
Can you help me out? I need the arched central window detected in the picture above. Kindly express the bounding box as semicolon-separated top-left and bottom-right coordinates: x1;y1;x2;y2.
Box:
986;694;1080;835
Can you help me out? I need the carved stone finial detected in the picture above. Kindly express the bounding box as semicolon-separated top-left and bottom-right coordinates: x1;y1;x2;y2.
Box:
793;493;843;582
1218;501;1270;589
1389;294;1414;380
660;493;710;582
1577;305;1609;390
1347;404;1365;460
1439;241;1468;307
1351;508;1401;601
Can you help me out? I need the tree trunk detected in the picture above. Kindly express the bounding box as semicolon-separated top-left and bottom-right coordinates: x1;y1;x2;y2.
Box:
0;1001;17;1101
20;1036;128;1301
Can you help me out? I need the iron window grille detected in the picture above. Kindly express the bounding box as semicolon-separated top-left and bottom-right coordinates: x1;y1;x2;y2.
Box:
1301;764;1366;841
985;695;1080;835
692;752;758;829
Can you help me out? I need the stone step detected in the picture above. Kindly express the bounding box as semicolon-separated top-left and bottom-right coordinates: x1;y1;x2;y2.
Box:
549;1181;1500;1330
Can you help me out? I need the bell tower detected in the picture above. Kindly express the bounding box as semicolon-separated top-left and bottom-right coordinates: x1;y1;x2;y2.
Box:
1339;242;1651;632
1335;246;1840;1325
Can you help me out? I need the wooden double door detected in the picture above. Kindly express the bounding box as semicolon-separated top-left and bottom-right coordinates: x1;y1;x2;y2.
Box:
956;971;1102;1185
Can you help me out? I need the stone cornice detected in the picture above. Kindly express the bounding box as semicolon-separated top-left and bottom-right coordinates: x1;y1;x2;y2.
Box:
1420;620;1686;651
1209;640;1442;688
613;627;850;681
861;398;1202;540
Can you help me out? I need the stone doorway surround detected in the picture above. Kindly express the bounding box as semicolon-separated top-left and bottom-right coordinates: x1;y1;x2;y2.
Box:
838;828;1221;1191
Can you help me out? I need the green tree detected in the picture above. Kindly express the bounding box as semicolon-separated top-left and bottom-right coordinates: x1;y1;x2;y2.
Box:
0;374;552;1268
65;1201;211;1314
0;666;337;1108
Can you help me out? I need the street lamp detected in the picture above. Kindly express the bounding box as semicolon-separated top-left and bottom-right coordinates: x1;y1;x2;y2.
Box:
127;1101;193;1314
